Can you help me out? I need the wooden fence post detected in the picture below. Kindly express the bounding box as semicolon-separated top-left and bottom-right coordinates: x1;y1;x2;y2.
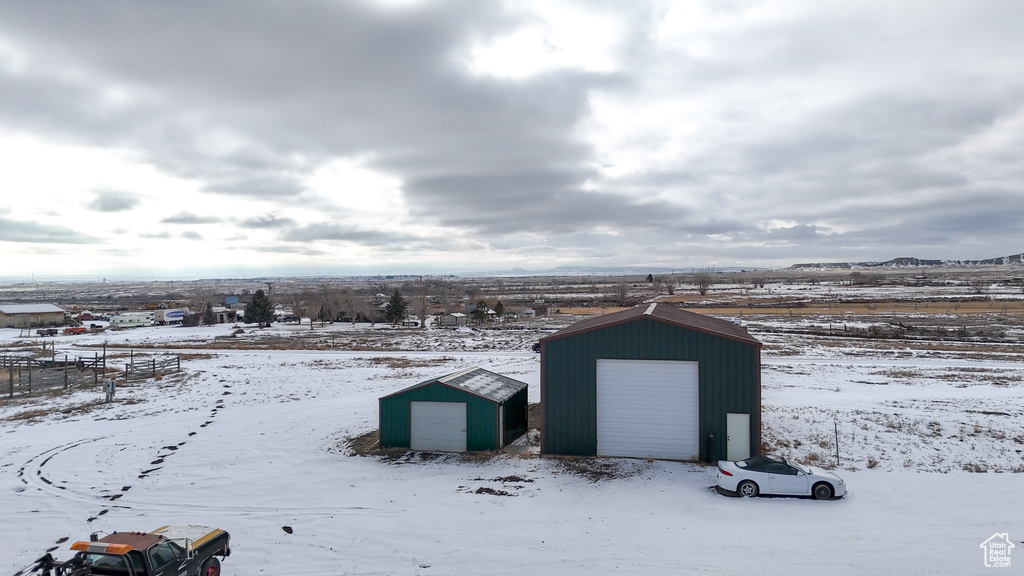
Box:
64;355;69;389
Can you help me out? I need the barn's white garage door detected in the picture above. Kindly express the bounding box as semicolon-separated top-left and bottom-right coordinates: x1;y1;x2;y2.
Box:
596;359;699;460
410;401;467;452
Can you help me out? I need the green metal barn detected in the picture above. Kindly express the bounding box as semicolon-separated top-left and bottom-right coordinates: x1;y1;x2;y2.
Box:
540;303;762;462
379;367;529;452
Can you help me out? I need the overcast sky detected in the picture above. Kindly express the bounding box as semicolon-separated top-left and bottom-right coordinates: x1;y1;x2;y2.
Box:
1;0;1022;279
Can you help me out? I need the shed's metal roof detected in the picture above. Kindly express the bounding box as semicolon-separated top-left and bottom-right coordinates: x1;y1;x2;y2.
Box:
0;303;66;314
383;367;527;403
540;303;761;347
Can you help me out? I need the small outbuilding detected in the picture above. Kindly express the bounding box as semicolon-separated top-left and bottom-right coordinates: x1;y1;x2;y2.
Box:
540;303;762;462
379;367;529;452
0;303;66;328
438;312;468;327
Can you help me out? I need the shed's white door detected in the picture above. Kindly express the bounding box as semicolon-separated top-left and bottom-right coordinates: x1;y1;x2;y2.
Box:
596;359;699;460
727;412;751;461
410;401;467;452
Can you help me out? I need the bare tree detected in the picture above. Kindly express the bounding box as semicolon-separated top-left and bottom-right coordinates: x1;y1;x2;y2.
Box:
341;290;373;324
693;268;714;296
613;283;630;305
413;277;430;327
316;283;343;323
280;290;311;327
187;283;217;324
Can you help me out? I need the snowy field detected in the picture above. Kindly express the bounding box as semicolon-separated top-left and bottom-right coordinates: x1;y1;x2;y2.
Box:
2;321;1023;575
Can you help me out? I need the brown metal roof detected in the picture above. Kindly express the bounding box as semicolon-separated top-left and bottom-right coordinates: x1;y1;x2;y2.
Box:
540;303;761;347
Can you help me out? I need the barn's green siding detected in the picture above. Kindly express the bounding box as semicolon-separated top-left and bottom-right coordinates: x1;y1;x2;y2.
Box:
379;382;528;451
501;387;529;446
541;317;760;461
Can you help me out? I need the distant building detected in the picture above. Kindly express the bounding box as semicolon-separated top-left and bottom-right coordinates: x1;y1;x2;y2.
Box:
211;306;239;324
0;303;66;328
379;367;529;452
439;312;468;327
540;304;762;462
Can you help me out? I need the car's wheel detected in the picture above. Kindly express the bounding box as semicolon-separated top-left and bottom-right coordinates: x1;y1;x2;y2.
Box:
201;557;221;576
737;480;759;498
812;483;833;500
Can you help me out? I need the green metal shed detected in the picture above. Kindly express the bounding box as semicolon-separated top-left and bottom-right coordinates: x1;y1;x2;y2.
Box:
540;303;762;462
379;367;529;452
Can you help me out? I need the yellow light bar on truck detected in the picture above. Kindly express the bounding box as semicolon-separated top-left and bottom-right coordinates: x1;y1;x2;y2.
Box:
70;541;133;554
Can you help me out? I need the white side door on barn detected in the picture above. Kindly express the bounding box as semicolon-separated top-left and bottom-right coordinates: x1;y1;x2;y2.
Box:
727;412;751;461
410;401;467;452
596;359;700;460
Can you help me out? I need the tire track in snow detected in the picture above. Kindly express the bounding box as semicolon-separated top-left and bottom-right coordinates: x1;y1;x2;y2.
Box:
14;383;233;523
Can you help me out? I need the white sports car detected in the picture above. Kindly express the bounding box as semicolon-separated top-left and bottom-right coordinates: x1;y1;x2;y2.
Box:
717;454;846;499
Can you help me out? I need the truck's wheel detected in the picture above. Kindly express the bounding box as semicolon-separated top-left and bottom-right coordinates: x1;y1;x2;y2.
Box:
201;557;221;576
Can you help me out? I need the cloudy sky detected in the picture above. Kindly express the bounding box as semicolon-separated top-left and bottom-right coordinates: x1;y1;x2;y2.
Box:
1;0;1022;279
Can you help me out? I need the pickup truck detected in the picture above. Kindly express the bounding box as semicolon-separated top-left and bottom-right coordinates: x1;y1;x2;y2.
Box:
62;327;87;335
23;525;229;576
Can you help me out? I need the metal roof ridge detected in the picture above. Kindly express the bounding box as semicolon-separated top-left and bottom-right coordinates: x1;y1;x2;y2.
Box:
438;366;481;383
643;303;657;315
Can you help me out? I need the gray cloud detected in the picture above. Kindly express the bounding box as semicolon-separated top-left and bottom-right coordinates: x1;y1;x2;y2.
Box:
161;212;221;225
283;223;419;245
0;1;1022;271
180;231;204;241
86;190;140;213
238;214;296;229
0;217;95;244
202;175;305;198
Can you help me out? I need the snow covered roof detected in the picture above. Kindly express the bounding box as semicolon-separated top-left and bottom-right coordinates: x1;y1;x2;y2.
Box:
0;303;65;314
383;367;527;403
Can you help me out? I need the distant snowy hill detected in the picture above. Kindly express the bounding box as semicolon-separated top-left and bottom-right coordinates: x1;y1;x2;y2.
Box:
790;253;1024;270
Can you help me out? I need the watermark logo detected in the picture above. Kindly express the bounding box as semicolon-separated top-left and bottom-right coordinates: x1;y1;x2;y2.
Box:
980;533;1014;568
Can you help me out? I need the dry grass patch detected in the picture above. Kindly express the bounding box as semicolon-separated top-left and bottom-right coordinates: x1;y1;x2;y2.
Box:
549;456;651;482
365;356;455;369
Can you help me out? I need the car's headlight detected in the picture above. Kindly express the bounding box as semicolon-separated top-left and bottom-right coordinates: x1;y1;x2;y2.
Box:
838;479;845;485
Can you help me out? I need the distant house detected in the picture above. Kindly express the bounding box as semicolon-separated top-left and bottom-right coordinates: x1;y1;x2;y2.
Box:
211;306;239;324
439;312;467;327
0;303;66;328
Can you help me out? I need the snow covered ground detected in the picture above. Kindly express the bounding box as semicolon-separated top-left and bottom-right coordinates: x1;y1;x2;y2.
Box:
2;322;1022;575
